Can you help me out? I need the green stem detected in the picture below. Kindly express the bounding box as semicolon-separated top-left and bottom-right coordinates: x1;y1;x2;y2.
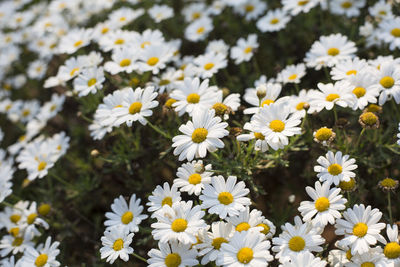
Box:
132;252;147;263
333;106;338;125
146;120;171;139
294;83;300;94
388;191;393;224
50;173;74;188
355;128;366;148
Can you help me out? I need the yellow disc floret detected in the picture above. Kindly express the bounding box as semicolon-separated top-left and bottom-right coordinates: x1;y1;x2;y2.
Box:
380;76;395;88
352;87;366;98
35;254;48;267
121;211;134;224
384;242;400;259
218;192;234;205
353;222;368;237
237;247;254;264
113;239;124;251
212;237;228;250
236;222;251;232
269;120;285;132
327;48;340;56
328;164;342;176
162;197;172;207
191;128;208;143
288;236;306;252
187;93;200;104
147;57;159;66
315;127;333;141
204;63;214;70
129;102;142;114
171;218;188;232
326;93;340;102
165;253;181;267
188;173;201;185
315;197;330;212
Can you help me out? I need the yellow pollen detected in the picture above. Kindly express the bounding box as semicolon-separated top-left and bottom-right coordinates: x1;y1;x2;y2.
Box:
165;253;181;267
315;197;330;212
101;27;109;34
379;178;398;189
360;112;378;125
341;1;353;8
159;79;170;86
119;17;126;21
147;57;159;66
361;263;375;267
187;93;200;104
38;204;51;216
70;67;80;77
9;227;19;237
128;102;142;114
212;237;228;250
12;237;23;247
188;173;202;185
353;223;368;237
192;12;201;19
35;254;48;267
22;109;30;117
87;78;97;87
327;47;340;56
121;211;133;224
353;87;366;98
171;218;188;232
191;128;208;143
391;28;400;37
379;10;387;15
298;0;309;5
212;103;228;115
119;59;131;67
269;120;285;132
384;242;400;259
245;5;254;12
236;222;251;232
270;18;279;24
10;214;21;223
73;40;83;47
161;197;172;206
288;74;298;80
339;178;356;191
165;98;176;108
254;132;265;140
257;223;270;235
326;93;340;102
218;192;234;205
346;70;357;76
27;213;37;225
5;104;12;111
37;161;47;171
112;239;124;251
204;63;214;70
196;27;205;34
315;127;333;141
237;247;254;264
288;236;306;252
261;99;275;107
296;102;306;110
328;163;342;176
114;38;125;45
380;76;395;88
244;46;253;54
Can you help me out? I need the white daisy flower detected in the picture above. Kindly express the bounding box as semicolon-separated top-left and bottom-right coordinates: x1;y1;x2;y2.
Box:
282;0;319;15
233;0;267;21
194;52;227;79
104;47;138;75
382;224;400;264
148;4;174;23
147;182;181;216
280;251;327;267
58;28;92;54
113;86;159;127
19;237;60;267
335;204;386;255
371;61;400;105
347;72;380;110
298;181;347;227
309;81;354;112
230;34;258;64
206;39;230;57
369;1;393;20
216;231;274;266
256;9;291;32
272;216;325;261
172;109;228;161
148;241;199;267
98;29;136;52
314;151;357;186
196;221;235;265
185;16;213;42
210;91;241;119
174;160;213;196
107;7;144;28
100;227;134;264
73;67;105;97
305;33;357;70
327;241;352;267
278;63;306;84
137;44;173;75
251;102;302;150
104;194;148;233
237;122;270;152
345;247;389;267
330;58;369;81
243;82;286;114
200;175;251;219
0;230;34;257
151;200;206;245
330;0;366;18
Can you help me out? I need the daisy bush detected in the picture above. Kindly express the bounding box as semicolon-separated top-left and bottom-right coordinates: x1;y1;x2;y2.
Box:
1;0;400;266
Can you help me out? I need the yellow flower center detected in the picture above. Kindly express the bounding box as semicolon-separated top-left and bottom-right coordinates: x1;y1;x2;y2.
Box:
237;247;254;264
269;120;285;132
245;5;254;12
391;28;400;38
346;70;357;76
119;17;126;21
27;213;38;224
212;103;228;116
101;27;109;34
191;128;208;143
379;178;398;189
346;249;352;260
197;27;205;34
186;92;200;104
254;132;265;140
218;192;234;205
353;87;366;98
171;218;188;232
159;79;170;86
360;112;378;125
114;38;125;45
121;211;133;224
257;223;270;235
236;222;251;232
341;1;353;9
288;74;298;80
161;197;172;206
212;237;228;250
37;161;47;171
119;59;131;67
288;236;306;252
296;102;306;110
70;67;80;76
339;178;356;191
12;237;23;247
361;263;375;267
326;93;340;102
328;163;342;176
10;214;21;223
380;76;395;88
192;12;201;19
188;173;202;185
298;0;309;5
327;48;340;56
165;253;181;267
261;99;274;107
141;41;151;49
165;98;176;108
204;63;214;70
22;109;30;117
10;227;19;237
147;57;159;66
128;102;142;114
73;40;83;47
384;242;400;259
270;18;279;24
244;46;253;54
38;204;51;216
353;223;368;237
35;254;48;267
315;197;330;212
315;127;333;141
113;239;124;251
87;78;97;87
